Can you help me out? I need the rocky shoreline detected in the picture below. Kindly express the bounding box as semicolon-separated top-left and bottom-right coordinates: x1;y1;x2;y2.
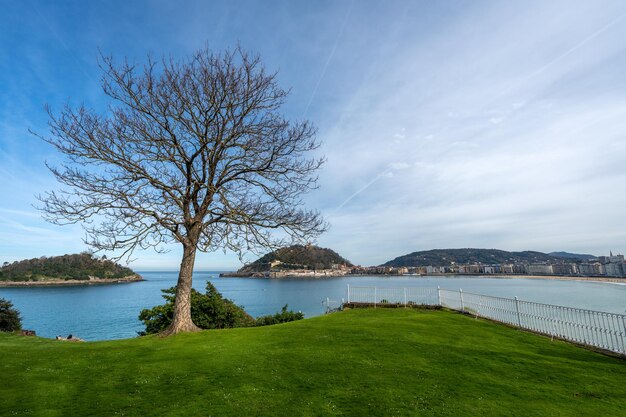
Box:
219;270;352;279
219;271;625;283
0;274;144;287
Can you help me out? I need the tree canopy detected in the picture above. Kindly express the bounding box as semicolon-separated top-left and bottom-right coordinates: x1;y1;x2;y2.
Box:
38;47;326;334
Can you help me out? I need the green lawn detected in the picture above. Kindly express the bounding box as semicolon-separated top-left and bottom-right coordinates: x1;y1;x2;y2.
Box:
1;309;624;416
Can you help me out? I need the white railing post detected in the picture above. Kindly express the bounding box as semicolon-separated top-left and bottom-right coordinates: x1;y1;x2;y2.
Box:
437;286;441;306
514;296;522;327
620;317;626;355
347;284;350;303
460;289;465;312
374;287;377;308
404;287;407;307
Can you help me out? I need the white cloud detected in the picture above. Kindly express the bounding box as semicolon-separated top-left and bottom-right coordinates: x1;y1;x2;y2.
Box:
388;162;410;170
313;0;626;264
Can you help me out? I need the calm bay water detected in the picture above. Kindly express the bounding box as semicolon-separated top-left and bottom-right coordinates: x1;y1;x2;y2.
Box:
1;272;625;341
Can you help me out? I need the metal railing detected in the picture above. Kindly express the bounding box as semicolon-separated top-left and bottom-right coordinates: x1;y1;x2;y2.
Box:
344;285;626;355
346;285;439;306
322;297;344;314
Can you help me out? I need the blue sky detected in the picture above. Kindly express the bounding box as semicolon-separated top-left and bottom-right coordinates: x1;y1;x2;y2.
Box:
1;0;625;270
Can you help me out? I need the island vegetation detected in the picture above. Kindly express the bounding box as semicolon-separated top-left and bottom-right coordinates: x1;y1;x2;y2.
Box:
242;244;352;272
221;244;353;277
0;253;139;284
1;309;625;416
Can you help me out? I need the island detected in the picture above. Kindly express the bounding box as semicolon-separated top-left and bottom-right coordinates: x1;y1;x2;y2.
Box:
0;253;142;287
220;244;353;278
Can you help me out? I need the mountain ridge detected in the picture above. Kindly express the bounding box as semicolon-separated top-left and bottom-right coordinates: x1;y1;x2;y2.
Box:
548;251;597;261
382;248;594;267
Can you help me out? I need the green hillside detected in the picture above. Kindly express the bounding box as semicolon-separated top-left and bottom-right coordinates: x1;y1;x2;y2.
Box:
383;248;577;267
1;309;625;416
0;253;135;282
240;244;352;272
549;251;597;261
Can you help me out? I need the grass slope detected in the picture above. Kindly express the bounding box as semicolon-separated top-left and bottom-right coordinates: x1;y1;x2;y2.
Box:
1;309;625;416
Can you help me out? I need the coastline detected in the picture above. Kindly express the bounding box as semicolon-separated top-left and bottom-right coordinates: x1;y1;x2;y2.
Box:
397;273;626;284
486;274;626;284
0;274;144;288
219;271;354;279
219;271;625;283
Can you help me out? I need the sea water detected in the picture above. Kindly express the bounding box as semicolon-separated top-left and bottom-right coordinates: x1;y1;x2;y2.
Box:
1;272;625;341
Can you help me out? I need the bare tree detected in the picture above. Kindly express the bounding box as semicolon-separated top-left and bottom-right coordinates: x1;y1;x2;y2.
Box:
36;47;326;335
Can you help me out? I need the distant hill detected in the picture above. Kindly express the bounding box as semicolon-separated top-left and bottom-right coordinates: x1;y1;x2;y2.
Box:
383;248;575;267
240;245;353;273
0;253;136;282
548;251;597;261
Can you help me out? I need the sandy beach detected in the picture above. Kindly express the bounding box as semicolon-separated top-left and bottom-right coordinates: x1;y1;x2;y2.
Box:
469;274;626;283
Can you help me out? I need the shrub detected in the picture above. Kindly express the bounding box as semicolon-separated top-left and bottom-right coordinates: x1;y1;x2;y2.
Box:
255;305;304;326
139;284;306;335
0;298;22;332
139;282;255;334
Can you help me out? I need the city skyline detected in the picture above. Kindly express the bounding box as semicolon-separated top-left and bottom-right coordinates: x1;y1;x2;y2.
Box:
1;0;626;269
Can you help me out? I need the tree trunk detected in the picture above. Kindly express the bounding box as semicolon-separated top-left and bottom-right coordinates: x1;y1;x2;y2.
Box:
161;243;202;336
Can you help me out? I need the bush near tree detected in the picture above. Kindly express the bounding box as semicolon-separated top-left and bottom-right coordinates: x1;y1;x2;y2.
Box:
139;283;303;335
0;298;22;332
254;305;304;326
139;282;255;334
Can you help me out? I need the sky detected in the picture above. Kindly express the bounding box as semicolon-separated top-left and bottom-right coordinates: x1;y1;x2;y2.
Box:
1;0;625;270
